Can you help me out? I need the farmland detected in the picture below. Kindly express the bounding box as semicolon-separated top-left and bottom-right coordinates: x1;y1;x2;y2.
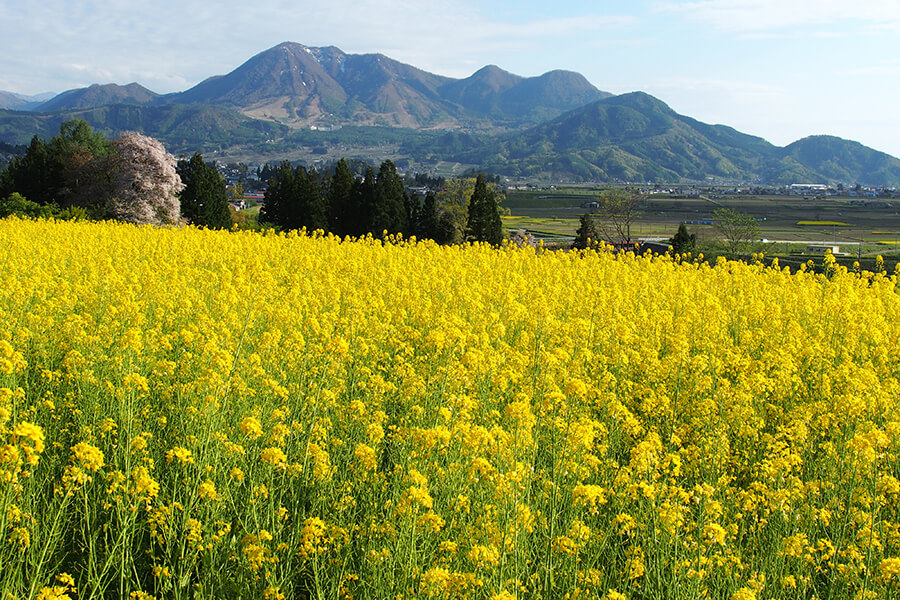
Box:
3;218;900;599
503;189;900;262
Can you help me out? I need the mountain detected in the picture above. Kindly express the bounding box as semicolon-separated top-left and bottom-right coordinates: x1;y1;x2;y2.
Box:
453;92;900;185
772;136;900;186
37;83;160;112
166;42;610;129
169;43;350;120
0;90;55;111
439;66;611;124
0;104;288;156
459;92;773;182
0;42;897;185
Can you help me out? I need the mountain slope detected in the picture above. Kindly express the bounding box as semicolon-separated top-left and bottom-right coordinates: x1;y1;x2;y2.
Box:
168;42;349;123
0;104;288;155
37;83;159;112
439;65;524;115
773;136;900;186
459;92;773;181
455;92;900;185
499;70;613;123
166;42;611;129
0;90;55;111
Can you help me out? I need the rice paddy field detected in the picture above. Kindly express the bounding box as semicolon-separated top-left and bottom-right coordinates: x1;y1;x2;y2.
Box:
503;190;900;261
4;218;900;599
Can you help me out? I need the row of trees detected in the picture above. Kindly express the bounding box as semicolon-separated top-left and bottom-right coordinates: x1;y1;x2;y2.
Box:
258;158;503;244
1;120;505;243
0;119;233;229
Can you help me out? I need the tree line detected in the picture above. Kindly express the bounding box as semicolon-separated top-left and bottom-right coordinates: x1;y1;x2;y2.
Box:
1;119;505;245
0;119;232;229
258;158;503;244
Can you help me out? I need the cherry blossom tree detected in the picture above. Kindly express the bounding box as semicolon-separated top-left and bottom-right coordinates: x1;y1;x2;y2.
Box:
110;131;184;225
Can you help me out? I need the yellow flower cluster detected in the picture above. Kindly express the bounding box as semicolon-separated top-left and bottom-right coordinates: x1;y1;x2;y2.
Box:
3;218;900;599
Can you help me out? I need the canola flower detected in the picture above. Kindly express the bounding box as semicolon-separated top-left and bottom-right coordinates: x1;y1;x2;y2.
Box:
2;217;900;599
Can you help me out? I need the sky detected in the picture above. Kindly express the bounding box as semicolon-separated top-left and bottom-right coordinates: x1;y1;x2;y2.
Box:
2;0;899;159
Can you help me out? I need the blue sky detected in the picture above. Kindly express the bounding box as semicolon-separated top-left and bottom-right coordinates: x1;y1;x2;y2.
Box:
2;0;898;159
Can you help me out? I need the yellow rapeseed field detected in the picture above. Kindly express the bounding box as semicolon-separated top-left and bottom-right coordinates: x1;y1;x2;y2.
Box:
2;218;900;600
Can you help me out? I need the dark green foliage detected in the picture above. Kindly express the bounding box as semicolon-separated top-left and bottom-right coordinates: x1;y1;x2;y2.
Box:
258;161;328;232
669;226;696;255
465;173;503;245
49;119;114;214
419;192;439;240
0;119;115;217
405;192;424;238
0;135;58;206
177;153;233;229
349;166;377;237
572;213;599;249
327;158;355;236
258;161;294;228
373;160;408;236
300;168;328;232
669;223;696;255
0;192;53;219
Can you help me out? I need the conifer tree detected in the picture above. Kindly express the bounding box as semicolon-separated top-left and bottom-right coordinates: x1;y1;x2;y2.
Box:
420;191;439;240
465;173;503;245
259;161;294;228
573;213;599;249
0;135;57;207
177;153;232;229
669;222;696;255
328;158;356;237
373;160;408;236
352;166;377;237
299;167;328;232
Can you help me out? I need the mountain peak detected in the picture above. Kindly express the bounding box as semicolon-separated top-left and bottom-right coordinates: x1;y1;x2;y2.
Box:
37;82;159;112
603;91;676;114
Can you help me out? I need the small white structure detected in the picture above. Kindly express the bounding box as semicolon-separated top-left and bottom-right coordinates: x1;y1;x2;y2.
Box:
790;184;828;195
806;244;839;254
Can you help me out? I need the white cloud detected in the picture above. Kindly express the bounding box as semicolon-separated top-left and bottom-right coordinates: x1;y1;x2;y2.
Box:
0;0;635;92
843;58;900;77
657;0;900;33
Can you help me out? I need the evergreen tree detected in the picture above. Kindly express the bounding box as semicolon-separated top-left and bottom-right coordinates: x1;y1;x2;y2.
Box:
299;167;328;232
177;153;233;229
352;166;377;237
328;158;356;237
281;165;307;230
49;119;113;213
572;213;599;249
669;222;696;255
406;191;423;238
465;173;503;245
419;191;439;240
373;160;408;236
261;163;330;232
0;135;57;207
259;161;294;227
